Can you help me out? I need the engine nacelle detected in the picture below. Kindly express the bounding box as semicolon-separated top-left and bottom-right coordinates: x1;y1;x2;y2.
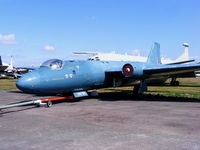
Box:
122;64;134;77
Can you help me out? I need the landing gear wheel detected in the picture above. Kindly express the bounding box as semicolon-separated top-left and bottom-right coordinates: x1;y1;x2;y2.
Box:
175;81;179;86
170;81;174;86
133;85;140;95
170;81;179;86
46;101;53;107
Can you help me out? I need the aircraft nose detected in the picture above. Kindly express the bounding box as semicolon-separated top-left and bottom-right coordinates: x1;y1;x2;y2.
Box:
16;71;41;93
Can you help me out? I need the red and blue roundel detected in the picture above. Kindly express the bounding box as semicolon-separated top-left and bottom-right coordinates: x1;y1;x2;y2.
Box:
122;64;134;77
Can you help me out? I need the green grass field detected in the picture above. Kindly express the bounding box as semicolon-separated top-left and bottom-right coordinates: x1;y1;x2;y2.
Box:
97;78;200;99
0;79;17;90
0;78;200;99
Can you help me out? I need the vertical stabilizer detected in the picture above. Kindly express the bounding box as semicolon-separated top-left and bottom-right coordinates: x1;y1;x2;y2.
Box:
176;43;189;61
10;56;13;69
147;42;161;64
0;56;2;66
5;56;14;72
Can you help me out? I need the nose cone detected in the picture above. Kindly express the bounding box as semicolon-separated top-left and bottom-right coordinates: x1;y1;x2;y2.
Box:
16;71;41;93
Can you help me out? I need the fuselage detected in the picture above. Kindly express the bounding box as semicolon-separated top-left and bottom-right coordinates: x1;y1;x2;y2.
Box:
15;42;200;95
16;59;147;94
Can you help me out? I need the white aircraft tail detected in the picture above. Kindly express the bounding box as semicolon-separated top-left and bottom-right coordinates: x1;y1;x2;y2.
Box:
5;56;14;72
176;44;189;61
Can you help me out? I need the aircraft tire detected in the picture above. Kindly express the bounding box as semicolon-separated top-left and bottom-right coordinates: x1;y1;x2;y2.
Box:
46;101;53;107
175;81;180;86
170;81;179;86
133;85;140;95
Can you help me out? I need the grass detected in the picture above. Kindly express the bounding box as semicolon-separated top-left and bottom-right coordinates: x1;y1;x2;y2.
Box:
146;86;200;99
0;79;17;90
97;78;200;100
0;78;200;99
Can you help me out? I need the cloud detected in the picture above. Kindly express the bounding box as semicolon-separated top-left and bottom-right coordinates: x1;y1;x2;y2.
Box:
0;34;16;45
42;45;56;51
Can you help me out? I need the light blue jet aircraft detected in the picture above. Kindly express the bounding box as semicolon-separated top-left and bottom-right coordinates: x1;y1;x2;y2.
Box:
16;42;200;97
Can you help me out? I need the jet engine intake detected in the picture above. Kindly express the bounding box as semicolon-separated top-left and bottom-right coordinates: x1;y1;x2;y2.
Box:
122;64;134;77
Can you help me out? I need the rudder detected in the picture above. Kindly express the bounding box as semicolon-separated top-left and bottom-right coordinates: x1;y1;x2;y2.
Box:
147;42;161;64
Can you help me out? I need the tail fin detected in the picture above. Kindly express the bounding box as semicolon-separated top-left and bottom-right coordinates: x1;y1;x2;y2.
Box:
147;42;161;64
0;56;2;66
176;46;189;61
6;56;14;72
10;56;13;69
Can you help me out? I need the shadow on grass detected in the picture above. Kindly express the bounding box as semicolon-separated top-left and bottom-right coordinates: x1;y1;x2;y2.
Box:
97;91;200;103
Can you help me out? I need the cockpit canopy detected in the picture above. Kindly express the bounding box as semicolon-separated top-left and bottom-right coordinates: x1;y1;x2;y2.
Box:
40;59;63;70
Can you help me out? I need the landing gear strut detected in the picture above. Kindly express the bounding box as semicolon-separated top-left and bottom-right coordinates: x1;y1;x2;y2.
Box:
170;77;179;86
133;81;147;95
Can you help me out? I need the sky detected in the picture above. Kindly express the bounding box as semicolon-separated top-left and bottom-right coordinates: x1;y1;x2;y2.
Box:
0;0;200;66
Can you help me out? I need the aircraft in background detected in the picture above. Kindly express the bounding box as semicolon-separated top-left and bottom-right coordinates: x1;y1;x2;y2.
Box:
16;42;200;97
0;56;13;78
74;43;192;65
0;56;9;74
0;56;34;78
196;71;200;77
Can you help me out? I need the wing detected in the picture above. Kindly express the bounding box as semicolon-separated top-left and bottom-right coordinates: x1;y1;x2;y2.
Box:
144;63;200;78
165;59;195;65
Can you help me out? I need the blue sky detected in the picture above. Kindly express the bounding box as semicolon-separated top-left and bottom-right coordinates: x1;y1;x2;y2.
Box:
0;0;200;66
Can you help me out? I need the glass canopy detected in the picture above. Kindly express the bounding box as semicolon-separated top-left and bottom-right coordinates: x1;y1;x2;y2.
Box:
40;59;63;70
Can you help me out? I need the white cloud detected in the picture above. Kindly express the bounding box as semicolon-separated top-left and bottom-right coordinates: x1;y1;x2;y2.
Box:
0;34;16;45
42;45;56;51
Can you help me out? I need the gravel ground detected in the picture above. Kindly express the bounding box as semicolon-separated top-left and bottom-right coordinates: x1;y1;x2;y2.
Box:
0;90;200;150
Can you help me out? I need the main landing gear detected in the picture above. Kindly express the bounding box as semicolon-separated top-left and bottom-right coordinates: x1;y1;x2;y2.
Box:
170;77;180;86
133;81;147;95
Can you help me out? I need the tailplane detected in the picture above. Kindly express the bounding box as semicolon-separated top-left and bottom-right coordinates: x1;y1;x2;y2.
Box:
147;42;161;64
